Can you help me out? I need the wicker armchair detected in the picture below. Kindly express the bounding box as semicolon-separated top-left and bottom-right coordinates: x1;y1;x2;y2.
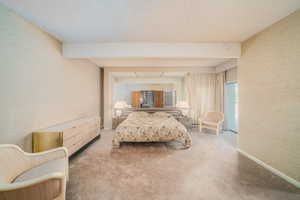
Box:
0;144;68;200
199;112;224;135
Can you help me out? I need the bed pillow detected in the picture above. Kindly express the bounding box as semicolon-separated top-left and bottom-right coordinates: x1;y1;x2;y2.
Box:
152;112;172;118
127;111;149;119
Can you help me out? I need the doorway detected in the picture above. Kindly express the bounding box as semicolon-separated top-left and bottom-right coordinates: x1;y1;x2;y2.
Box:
224;82;239;133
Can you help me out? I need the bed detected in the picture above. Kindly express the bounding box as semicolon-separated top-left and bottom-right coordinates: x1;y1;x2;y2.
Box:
113;112;192;149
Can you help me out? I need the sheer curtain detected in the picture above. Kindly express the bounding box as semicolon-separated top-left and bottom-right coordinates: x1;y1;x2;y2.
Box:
216;72;225;112
185;73;217;123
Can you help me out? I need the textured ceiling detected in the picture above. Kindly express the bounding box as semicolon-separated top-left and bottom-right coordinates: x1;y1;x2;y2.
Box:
1;0;300;42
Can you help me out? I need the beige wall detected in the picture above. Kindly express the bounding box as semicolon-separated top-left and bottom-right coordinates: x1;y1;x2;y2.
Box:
0;5;100;151
239;9;300;182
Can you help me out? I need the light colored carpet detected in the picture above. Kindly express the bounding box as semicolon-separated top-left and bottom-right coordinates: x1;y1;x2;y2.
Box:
67;130;300;200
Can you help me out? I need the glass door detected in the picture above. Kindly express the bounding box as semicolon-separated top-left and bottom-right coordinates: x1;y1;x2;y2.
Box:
224;82;239;133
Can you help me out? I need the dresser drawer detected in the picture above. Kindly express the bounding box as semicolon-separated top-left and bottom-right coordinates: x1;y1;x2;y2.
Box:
63;134;80;148
63;127;79;140
33;116;101;156
67;142;79;156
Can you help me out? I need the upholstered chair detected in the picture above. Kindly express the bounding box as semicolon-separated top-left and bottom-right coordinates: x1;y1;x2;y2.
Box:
199;112;224;135
0;144;68;200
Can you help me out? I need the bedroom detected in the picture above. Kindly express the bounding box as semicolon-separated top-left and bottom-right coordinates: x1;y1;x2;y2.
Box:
0;1;299;200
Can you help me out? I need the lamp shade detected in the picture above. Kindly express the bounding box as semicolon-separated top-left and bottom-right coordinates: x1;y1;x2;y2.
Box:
176;101;189;108
114;101;129;109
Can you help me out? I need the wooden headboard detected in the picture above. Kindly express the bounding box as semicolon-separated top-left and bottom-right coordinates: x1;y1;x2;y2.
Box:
131;90;164;108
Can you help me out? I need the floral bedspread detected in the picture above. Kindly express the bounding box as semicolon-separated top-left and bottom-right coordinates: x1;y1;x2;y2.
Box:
113;112;192;148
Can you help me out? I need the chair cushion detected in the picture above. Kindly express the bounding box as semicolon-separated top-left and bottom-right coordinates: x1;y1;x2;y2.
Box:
13;158;67;183
202;120;218;126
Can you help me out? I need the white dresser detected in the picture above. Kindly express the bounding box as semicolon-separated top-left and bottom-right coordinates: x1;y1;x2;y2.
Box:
32;116;101;156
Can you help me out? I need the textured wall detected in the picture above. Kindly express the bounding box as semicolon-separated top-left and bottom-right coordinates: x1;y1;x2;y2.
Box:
0;5;100;151
239;9;300;181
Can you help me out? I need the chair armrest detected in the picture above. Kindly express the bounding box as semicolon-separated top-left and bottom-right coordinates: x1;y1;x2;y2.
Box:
0;173;65;200
25;147;68;158
217;120;224;125
25;147;68;169
198;118;203;123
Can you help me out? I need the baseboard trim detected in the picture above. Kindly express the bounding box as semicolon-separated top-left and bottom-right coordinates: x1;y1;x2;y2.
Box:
237;148;300;188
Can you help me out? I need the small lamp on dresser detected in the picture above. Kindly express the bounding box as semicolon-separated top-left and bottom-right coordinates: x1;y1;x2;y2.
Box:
114;101;129;117
176;101;190;116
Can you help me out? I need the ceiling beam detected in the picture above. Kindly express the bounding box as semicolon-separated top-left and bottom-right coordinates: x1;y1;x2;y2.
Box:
88;58;233;67
215;60;237;73
104;66;216;73
63;42;241;59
